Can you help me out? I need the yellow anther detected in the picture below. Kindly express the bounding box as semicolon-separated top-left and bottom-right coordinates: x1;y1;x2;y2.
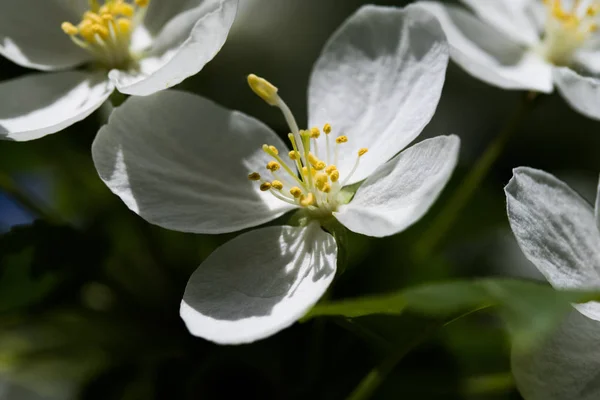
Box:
336;135;348;144
117;18;132;34
302;166;316;178
271;180;284;190
266;161;280;172
310;127;321;138
325;165;337;175
290;187;303;198
247;74;279;106
61;22;79;35
262;144;279;156
300;193;316;207
330;170;340;182
323;123;332;134
288;150;299;160
135;0;150;6
84;11;103;24
112;3;134;17
321;183;332;193
92;23;110;39
260;182;272;191
358;148;369;157
315;173;328;190
314;161;326;170
248;172;261;181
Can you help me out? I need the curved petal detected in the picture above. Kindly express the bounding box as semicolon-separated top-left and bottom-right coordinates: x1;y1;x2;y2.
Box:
335;135;460;238
308;4;449;185
109;0;237;96
0;71;112;141
0;0;91;70
416;2;553;93
596;175;600;231
574;49;600;75
512;309;600;400
180;223;337;344
460;0;540;47
554;67;600;120
505;167;600;321
92;90;295;234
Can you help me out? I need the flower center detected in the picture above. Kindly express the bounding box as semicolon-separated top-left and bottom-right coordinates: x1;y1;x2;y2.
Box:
246;74;368;219
539;0;599;65
61;0;149;70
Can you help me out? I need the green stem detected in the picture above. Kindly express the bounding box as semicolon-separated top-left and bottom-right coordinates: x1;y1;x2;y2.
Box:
346;321;439;400
0;171;61;224
413;91;539;261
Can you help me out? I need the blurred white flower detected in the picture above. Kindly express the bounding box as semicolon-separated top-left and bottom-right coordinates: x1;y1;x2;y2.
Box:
0;0;238;141
91;5;460;344
506;167;600;400
417;0;600;120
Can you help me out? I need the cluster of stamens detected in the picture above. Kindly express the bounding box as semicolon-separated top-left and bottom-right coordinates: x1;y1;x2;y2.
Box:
540;0;600;65
246;75;368;216
61;0;149;70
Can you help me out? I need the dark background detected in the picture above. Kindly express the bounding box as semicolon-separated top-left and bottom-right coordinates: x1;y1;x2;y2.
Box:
1;0;599;399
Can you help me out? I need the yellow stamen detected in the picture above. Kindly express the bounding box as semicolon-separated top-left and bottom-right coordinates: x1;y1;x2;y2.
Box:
308;153;325;170
61;22;79;35
61;0;150;70
271;180;284;190
300;193;315;207
323;123;332;134
330;170;340;183
288;150;299;160
322;183;331;193
247;74;279;106
325;165;337;175
290;187;303;198
266;161;280;172
358;148;369;157
310;127;320;138
248;172;261;181
336;135;348;144
260;182;272;191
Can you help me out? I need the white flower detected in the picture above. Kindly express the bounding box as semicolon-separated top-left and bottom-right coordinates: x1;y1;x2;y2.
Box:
506;167;600;400
91;4;460;344
0;0;238;141
416;0;600;120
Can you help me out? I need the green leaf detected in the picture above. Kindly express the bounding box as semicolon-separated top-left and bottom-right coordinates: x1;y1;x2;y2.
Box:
304;278;600;352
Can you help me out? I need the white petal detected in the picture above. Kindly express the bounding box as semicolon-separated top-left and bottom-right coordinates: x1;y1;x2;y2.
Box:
0;71;112;141
0;0;91;70
109;0;238;96
335;135;460;238
180;223;337;344
512;309;600;400
92;90;295;234
574;50;600;75
596;175;600;232
460;0;540;46
553;67;600;120
416;2;553;93
505;167;600;321
308;5;449;185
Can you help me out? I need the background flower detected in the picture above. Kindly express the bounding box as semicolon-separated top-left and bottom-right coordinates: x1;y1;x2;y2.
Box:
417;0;600;119
506;167;600;400
0;0;237;141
